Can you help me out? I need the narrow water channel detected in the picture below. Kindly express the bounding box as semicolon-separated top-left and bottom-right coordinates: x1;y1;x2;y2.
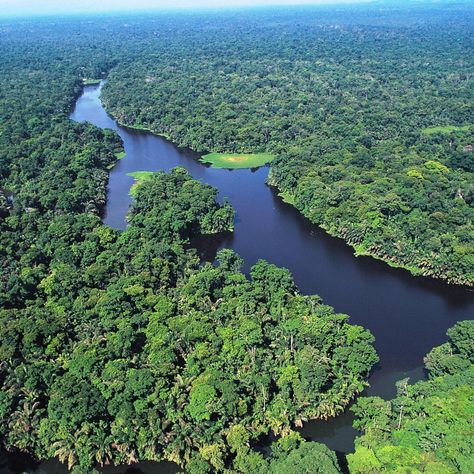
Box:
3;82;472;473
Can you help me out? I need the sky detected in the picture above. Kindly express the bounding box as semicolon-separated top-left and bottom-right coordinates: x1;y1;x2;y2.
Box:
0;0;371;17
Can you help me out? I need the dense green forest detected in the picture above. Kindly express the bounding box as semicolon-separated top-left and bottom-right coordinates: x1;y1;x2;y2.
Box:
0;3;473;473
100;3;474;286
349;320;474;473
0;12;380;473
2;161;377;472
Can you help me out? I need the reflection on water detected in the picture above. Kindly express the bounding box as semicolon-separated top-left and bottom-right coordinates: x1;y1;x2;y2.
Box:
0;450;179;474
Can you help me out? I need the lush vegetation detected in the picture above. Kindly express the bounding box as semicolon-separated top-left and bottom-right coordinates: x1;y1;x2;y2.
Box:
348;320;474;473
1;4;473;473
83;78;102;86
200;153;275;169
0;14;382;472
1;148;377;472
101;3;474;286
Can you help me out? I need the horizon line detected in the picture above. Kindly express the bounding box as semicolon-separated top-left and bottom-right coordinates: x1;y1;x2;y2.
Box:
0;0;399;20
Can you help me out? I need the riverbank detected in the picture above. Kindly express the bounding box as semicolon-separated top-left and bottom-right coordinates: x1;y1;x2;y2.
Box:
64;82;474;470
101;92;474;288
267;170;474;288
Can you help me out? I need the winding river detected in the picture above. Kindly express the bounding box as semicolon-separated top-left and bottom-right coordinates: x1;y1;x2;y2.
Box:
3;82;473;474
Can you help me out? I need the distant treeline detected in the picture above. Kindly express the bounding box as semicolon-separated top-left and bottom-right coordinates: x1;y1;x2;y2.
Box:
0;13;377;473
0;4;473;473
101;4;474;286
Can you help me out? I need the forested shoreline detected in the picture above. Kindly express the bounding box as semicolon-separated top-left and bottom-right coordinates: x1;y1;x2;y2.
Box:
100;3;474;286
0;4;473;473
0;13;379;473
349;320;474;473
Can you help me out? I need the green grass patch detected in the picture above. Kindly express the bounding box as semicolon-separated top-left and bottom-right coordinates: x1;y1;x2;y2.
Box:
82;78;101;85
127;171;156;196
128;171;155;181
422;125;471;135
200;152;275;169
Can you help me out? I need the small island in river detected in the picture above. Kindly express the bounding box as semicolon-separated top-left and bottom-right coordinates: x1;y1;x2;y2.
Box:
200;152;275;169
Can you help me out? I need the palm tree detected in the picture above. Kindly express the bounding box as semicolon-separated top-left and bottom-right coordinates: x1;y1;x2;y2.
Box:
53;437;77;470
8;398;42;451
112;442;138;464
90;425;113;466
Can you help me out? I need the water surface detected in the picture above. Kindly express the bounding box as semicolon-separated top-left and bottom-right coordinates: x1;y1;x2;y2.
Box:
5;83;472;473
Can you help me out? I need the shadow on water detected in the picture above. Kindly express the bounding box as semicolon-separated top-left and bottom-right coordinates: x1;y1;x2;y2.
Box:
0;448;179;474
5;82;472;472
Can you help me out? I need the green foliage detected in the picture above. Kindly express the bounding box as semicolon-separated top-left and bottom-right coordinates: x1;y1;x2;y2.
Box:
349;321;474;473
99;5;474;286
0;159;375;470
2;5;472;472
0;28;376;469
268;441;341;474
446;320;474;362
127;168;235;235
200;153;275;169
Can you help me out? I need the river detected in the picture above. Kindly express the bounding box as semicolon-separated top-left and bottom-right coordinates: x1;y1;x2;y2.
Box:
3;82;473;473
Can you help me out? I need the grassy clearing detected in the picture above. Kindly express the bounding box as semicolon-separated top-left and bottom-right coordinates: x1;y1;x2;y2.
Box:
128;171;155;180
127;171;156;196
422;125;471;135
200;152;275;169
82;78;101;85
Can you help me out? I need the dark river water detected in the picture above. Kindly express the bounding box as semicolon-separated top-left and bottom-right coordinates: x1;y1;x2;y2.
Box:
3;82;473;473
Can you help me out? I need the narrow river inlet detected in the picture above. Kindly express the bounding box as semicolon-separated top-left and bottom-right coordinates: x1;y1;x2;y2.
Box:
71;81;474;448
8;82;469;474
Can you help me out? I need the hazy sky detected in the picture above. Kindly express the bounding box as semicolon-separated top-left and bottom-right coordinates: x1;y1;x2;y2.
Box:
0;0;370;17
